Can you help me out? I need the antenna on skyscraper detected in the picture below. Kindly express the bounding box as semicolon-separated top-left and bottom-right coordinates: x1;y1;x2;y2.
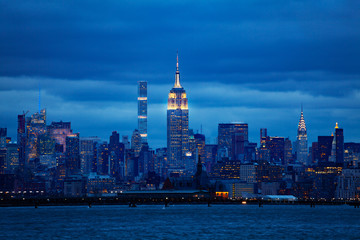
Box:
301;103;303;112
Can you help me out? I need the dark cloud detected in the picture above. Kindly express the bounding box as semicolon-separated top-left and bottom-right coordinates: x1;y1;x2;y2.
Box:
0;1;360;147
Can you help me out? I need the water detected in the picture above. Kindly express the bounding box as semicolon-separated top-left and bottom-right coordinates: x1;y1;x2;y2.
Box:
0;204;359;239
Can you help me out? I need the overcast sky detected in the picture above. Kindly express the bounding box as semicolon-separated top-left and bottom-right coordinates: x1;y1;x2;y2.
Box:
1;0;359;148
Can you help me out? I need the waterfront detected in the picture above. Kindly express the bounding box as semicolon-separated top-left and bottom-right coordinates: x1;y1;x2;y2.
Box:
0;205;359;239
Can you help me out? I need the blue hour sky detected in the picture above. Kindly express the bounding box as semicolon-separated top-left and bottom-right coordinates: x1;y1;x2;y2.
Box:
0;0;359;148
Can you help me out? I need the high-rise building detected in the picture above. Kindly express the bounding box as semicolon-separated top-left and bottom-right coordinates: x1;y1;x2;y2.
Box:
296;108;308;165
97;142;109;175
335;123;344;165
109;131;125;179
260;128;267;146
47;121;73;152
167;53;189;169
0;128;7;149
266;137;285;165
17;113;26;167
6;143;19;174
131;129;142;157
26;109;47;163
218;123;248;160
194;133;206;164
65;133;80;176
318;136;334;163
284;138;293;165
138;81;148;143
80;136;101;174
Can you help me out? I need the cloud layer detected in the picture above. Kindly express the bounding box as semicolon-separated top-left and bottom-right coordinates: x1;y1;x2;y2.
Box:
0;1;359;147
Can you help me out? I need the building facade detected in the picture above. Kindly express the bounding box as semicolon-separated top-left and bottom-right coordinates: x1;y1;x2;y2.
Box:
167;54;189;169
218;123;248;160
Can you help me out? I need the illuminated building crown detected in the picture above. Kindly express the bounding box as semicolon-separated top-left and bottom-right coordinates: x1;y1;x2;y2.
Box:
297;108;307;135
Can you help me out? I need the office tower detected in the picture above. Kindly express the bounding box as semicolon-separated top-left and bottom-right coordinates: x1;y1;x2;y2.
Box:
65;133;80;176
296;108;308;165
80;136;101;174
167;54;189;169
218;123;248;160
284;138;293;165
122;135;130;150
109;131;125;179
6;143;19;173
131;129;142;157
205;144;217;172
138;143;155;176
311;142;318;164
266;137;285;165
0;128;6;174
38;134;55;156
47;121;73;152
318;136;334;163
17;113;26;167
38;133;56;167
344;143;360;167
26;109;47;162
154;148;166;177
138;81;148;143
97;142;109;175
260;128;267;146
232;128;249;161
194;133;206;164
0;149;6;174
0;128;7;149
335;123;344;165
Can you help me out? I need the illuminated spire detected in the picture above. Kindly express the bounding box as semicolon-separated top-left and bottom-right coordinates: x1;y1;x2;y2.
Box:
335;122;339;129
297;108;307;134
174;51;182;88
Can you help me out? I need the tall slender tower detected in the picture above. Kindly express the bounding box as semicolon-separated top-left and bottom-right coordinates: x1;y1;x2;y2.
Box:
296;106;308;165
138;81;148;143
167;53;189;169
335;122;344;165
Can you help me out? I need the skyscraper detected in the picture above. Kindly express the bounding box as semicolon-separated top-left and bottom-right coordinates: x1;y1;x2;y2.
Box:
318;136;333;163
17;113;26;167
65;133;80;176
167;53;189;169
218;123;248;160
47;121;73;152
138;81;148;143
335;122;344;165
296;107;308;165
26;109;47;163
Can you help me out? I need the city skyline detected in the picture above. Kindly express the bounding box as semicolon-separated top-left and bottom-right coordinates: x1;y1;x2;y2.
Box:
1;1;360;148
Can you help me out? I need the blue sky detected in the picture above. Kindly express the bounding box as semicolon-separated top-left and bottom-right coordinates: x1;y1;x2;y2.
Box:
0;0;359;148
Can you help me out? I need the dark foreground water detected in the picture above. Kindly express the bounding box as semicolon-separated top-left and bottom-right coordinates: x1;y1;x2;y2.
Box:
0;204;359;239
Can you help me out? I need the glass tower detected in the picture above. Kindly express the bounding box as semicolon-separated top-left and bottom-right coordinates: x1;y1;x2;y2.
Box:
167;53;189;169
138;81;147;143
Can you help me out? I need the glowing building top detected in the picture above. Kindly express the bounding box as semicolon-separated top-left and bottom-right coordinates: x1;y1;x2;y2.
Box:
296;106;308;165
297;108;307;137
167;53;188;110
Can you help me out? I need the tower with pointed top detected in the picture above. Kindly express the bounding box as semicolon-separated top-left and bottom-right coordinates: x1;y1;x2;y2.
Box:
167;53;189;170
296;107;308;165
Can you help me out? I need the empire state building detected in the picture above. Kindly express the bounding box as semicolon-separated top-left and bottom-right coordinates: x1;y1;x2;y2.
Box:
167;54;189;169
